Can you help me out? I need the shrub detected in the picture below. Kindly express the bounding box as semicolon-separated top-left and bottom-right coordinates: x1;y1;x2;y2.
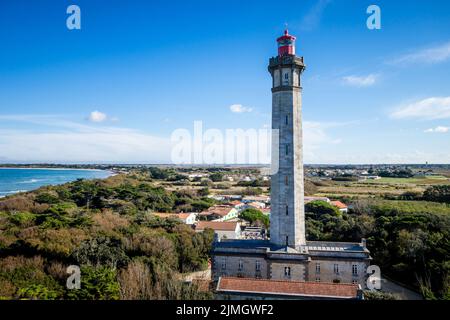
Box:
66;266;120;300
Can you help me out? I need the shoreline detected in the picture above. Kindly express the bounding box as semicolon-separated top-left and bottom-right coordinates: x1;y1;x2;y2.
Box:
0;167;107;172
0;168;115;198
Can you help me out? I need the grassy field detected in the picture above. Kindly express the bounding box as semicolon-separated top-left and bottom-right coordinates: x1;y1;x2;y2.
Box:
363;176;450;185
314;175;450;200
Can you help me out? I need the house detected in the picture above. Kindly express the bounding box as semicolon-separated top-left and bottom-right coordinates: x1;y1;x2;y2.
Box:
199;205;238;222
195;221;241;240
227;200;246;211
152;212;197;224
242;195;270;204
244;201;266;210
330;201;348;213
215;277;363;300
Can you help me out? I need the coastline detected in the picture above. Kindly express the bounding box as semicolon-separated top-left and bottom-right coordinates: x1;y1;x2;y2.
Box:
0;168;115;198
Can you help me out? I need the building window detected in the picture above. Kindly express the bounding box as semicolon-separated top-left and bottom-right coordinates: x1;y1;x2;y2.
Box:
334;264;339;274
284;73;289;80
221;259;226;270
352;264;358;276
285;205;289;216
352;280;358;285
315;263;320;274
285;114;289;125
285;236;289;246
238;260;243;271
285;144;289;155
315;277;321;282
284;267;291;277
285;176;289;186
256;261;261;272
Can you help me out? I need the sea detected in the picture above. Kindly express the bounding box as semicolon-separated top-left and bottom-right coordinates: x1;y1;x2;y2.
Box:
0;168;112;198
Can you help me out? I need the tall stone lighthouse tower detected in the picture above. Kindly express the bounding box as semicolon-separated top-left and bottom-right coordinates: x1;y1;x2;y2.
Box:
268;30;306;249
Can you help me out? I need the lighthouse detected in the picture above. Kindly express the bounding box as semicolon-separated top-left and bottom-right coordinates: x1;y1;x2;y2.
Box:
268;30;306;249
210;31;370;291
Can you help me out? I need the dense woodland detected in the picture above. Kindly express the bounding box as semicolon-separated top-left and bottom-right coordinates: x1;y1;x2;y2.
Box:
0;173;215;300
0;168;449;300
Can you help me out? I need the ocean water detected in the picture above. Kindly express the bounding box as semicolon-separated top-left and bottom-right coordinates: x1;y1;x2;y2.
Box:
0;168;112;197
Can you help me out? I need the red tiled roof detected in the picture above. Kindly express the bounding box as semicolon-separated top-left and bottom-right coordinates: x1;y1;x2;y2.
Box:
331;201;348;209
200;205;234;217
217;277;359;299
196;221;238;231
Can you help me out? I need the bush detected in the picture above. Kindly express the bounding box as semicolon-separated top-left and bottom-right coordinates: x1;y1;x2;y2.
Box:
66;266;120;300
239;208;269;228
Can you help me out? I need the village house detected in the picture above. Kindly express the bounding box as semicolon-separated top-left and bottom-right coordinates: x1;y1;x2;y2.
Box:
244;201;266;210
242;195;270;204
195;221;242;240
199;205;238;222
152;212;198;225
331;201;348;213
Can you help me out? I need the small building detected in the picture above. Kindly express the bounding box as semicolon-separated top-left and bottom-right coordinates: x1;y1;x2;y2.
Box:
245;201;266;210
152;212;197;225
200;205;238;221
242;195;270;204
216;277;363;300
195;221;241;240
227;200;246;211
330;200;348;213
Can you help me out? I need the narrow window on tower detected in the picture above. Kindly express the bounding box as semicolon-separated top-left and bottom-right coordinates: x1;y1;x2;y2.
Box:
285;144;289;155
285;176;289;186
285;236;289;246
285;205;289;216
352;264;358;276
238;260;243;271
256;261;261;272
334;264;339;274
285;114;289;125
284;267;291;277
316;263;321;274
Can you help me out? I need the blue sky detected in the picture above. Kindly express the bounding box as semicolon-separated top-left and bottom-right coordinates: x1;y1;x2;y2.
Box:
0;0;450;164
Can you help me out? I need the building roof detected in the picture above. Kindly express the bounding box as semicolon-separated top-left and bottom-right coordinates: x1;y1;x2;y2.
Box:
228;200;243;206
153;212;195;220
243;196;270;202
196;221;239;232
331;200;348;209
216;277;360;299
200;205;234;217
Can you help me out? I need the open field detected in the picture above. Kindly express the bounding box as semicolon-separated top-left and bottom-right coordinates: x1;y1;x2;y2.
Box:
314;176;450;200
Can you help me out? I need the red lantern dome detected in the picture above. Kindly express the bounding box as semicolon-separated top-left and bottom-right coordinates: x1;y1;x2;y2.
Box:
276;29;296;56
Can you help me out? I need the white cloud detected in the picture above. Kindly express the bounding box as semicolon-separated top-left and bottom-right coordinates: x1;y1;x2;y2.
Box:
390;97;450;120
230;104;253;113
0;115;171;163
424;126;450;133
88;110;107;122
342;74;378;87
391;41;450;65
